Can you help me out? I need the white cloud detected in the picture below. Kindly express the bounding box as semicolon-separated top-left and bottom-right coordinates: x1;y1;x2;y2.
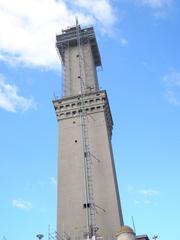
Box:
0;0;116;69
139;189;160;196
163;69;180;106
70;0;116;26
12;199;33;210
0;75;36;112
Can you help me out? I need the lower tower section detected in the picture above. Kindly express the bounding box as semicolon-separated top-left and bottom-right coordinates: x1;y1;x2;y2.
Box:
53;90;123;240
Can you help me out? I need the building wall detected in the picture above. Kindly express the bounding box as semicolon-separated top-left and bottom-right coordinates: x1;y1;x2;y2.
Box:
55;92;123;240
63;43;98;97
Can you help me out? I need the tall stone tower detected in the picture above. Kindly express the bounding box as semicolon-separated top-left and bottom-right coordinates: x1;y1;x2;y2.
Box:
53;23;123;240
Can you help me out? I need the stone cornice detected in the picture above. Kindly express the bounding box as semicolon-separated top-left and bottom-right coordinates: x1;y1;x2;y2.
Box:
53;90;113;137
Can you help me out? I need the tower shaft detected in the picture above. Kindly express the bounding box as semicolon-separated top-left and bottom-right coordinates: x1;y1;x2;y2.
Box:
53;24;123;240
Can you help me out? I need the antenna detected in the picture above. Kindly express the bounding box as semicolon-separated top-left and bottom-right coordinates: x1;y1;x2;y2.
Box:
48;225;51;240
152;235;158;240
131;216;136;234
75;16;79;26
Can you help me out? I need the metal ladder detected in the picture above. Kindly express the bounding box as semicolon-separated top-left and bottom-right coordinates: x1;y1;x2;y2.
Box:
76;20;97;238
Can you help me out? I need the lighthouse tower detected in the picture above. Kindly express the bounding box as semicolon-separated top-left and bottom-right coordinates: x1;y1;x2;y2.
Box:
53;23;124;240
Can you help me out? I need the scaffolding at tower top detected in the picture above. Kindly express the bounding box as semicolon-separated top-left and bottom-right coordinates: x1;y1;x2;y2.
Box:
56;25;102;67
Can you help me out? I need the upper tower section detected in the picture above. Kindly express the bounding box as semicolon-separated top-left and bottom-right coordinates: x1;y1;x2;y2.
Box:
56;25;102;98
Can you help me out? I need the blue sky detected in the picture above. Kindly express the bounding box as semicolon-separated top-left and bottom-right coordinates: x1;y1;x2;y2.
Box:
0;1;179;240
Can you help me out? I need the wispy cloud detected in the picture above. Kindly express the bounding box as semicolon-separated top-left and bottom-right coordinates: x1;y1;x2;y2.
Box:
0;74;36;112
163;69;180;106
0;0;116;69
138;0;173;9
120;37;128;46
164;70;180;86
127;184;134;193
139;189;160;196
128;0;174;18
50;177;57;186
127;185;160;205
12;199;33;210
